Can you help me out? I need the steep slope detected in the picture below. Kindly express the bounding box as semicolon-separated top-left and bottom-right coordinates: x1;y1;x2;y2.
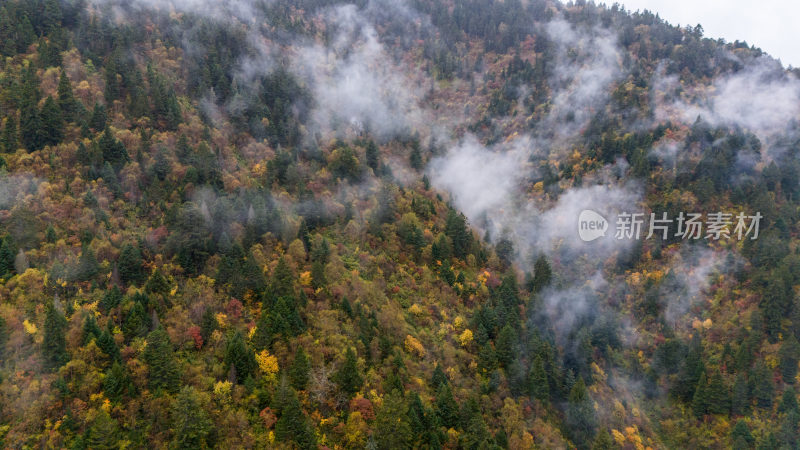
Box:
0;1;799;449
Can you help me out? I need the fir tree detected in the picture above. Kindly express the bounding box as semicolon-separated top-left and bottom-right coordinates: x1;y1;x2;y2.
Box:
43;301;68;371
224;331;256;384
531;254;553;293
118;243;145;286
85;410;119;450
566;378;597;449
251;312;274;353
779;335;800;382
731;420;755;450
592;429;615;450
20;99;43;151
444;209;471;259
778;387;800;414
143;327;180;393
99;126;129;169
435;383;459;429
200;308;218;345
97;329;120;362
1;115;17;153
731;373;750;416
172;386;213;449
289;347;311;391
431;364;448;389
144;269;170;297
495;324;515;368
374;390;412;449
89;103;107;131
40;96;63;147
365;139;379;171
103;361;131;402
269;257;295;299
82;315;101;344
692;371;709;418
409;145;423;171
752;362;775;409
123;300;148;340
706;370;729;415
0;237;15;277
100;286;122;312
77;242;100;281
274;387;316;448
57;70;78;122
528;355;550;402
334;347;362;397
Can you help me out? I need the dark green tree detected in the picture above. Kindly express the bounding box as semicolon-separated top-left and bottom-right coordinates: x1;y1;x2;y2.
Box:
566;378;596;449
778;387;799;414
20;98;43;151
85;410;118;450
89;103;107;131
731;420;755;450
76;242;99;281
172;386;213;449
289;348;311;391
224;331;256;384
311;260;326;289
752;362;775;409
706;370;729;415
274;386;316;448
269;256;294;299
57;70;78;122
251;309;272;352
673;336;705;402
97;329;120;362
409;145;423;171
1;115;17;153
592;429;614;450
531;255;553;293
100;286;122;312
199;308;218;345
431;363;448;389
444;209;471;259
143;327;181;393
100;162;123;198
122;300;148;340
40;96;63;147
731;373;750;416
118;243;145;286
374;390;412;449
435;383;459;429
82;315;101;344
43;302;68;371
528;355;550;402
0;237;15;277
495;324;515;368
692;371;709;418
365;139;379;171
103;361;132;402
779;335;800;382
144;269;170;297
99;126;129;169
334;347;362;397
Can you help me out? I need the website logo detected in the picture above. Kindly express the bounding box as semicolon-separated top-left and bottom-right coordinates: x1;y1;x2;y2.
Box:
578;209;609;242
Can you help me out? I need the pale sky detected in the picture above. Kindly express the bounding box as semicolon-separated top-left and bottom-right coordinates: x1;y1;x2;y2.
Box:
619;0;800;68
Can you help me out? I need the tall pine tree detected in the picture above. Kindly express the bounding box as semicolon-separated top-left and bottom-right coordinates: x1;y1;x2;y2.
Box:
143;327;180;393
42;301;68;371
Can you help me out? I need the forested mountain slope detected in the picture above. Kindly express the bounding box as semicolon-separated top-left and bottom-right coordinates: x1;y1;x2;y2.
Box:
1;0;799;448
